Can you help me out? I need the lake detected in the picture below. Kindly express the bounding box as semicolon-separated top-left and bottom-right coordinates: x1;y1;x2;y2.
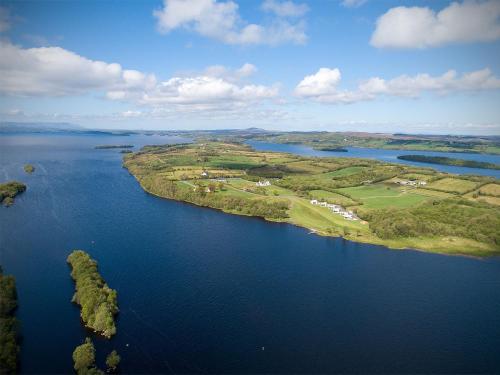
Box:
247;141;500;178
1;134;500;373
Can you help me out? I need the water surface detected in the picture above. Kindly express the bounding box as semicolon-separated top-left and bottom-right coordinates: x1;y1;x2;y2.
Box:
1;134;500;373
248;141;500;178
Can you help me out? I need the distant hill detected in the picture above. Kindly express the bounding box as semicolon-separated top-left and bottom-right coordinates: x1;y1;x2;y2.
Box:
0;122;123;135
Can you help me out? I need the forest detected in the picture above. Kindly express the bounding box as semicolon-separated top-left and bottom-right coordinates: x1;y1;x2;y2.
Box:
0;267;19;374
67;250;119;338
0;181;26;206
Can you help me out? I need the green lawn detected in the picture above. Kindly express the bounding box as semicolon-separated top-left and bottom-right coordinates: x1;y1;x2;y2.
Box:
337;184;428;209
337;184;400;199
287;197;367;234
326;166;365;177
426;177;479;194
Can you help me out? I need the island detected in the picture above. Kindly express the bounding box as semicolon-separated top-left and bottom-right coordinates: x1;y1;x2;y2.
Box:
72;337;120;375
0;266;19;374
95;145;133;149
314;147;348;152
24;164;35;174
67;250;119;338
397;155;500;170
0;181;27;206
123;142;500;257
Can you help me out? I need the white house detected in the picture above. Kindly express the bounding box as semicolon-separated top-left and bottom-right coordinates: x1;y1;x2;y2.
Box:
201;171;208;177
310;199;319;205
256;180;271;187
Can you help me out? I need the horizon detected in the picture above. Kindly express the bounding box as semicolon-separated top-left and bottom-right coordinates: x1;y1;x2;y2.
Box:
0;0;499;135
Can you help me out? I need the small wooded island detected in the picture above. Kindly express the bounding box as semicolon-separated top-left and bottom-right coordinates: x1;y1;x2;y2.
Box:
67;250;118;338
398;155;500;170
124;142;500;256
72;337;120;375
0;181;26;206
24;164;35;174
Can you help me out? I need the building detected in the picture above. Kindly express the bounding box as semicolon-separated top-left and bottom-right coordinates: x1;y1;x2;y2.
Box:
201;171;208;177
256;180;271;187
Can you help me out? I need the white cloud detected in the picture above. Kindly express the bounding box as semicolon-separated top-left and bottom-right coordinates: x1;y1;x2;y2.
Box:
0;41;156;96
140;75;278;106
203;62;257;82
0;41;278;117
341;0;367;8
261;0;309;17
121;110;143;118
295;67;500;104
153;0;307;45
0;6;11;32
371;0;500;48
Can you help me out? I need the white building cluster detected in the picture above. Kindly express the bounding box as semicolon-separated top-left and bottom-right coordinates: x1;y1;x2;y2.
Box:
310;200;358;221
397;180;427;186
256;180;271;187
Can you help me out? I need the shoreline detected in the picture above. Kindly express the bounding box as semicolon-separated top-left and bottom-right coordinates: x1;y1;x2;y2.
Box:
126;170;498;259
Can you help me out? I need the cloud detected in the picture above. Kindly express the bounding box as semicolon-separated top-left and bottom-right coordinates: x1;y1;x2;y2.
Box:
203;62;257;82
0;41;156;96
261;0;309;17
153;0;307;45
295;67;500;104
0;41;278;116
371;0;500;48
341;0;367;8
0;6;12;32
139;75;278;106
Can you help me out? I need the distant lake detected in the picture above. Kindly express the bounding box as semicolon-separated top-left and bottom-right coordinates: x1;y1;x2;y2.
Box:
1;134;500;373
247;141;500;178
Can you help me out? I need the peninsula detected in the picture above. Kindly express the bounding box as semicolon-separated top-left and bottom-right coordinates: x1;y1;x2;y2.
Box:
397;155;500;170
124;142;500;257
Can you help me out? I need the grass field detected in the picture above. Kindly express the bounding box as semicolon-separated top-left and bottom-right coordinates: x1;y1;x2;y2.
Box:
337;184;429;209
287;196;367;235
327;166;366;177
309;190;358;206
478;183;500;197
337;184;400;199
426;177;479;194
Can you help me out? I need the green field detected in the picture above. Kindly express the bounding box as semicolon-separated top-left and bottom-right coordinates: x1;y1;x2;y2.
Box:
426;177;479;194
337;184;429;209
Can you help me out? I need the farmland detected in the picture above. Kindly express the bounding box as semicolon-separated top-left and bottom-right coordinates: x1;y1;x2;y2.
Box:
124;142;500;256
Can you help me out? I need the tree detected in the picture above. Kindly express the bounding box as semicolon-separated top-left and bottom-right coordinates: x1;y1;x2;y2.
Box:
73;338;96;373
106;350;121;372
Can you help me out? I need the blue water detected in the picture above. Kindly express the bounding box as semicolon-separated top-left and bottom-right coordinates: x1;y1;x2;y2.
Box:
1;134;500;373
248;141;500;178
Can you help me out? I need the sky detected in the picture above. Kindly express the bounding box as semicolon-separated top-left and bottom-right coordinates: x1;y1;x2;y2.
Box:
0;0;499;134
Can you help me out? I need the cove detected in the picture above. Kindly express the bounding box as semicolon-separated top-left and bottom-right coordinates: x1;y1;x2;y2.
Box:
1;134;500;373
